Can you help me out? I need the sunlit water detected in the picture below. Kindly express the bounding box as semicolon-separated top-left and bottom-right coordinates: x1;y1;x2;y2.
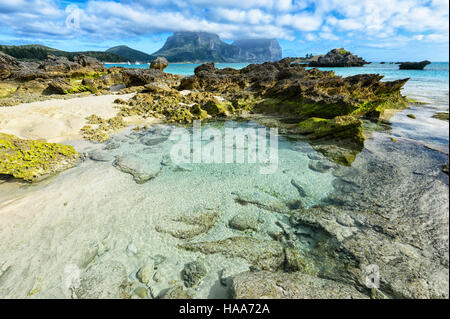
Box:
0;63;447;299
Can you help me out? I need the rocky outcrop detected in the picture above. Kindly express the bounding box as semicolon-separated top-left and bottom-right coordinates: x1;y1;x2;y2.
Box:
399;61;431;70
309;48;368;67
230;271;368;299
0;51;21;79
150;57;169;71
0;133;78;182
121;68;182;88
1;52;106;81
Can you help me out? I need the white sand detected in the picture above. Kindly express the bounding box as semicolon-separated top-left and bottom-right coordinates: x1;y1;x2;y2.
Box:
0;94;158;143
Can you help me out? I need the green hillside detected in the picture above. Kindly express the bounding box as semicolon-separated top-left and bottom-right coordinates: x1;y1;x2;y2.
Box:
0;44;125;62
106;45;154;63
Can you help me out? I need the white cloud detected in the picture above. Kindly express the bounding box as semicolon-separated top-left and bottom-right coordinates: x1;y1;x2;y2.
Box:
277;13;323;31
0;0;447;48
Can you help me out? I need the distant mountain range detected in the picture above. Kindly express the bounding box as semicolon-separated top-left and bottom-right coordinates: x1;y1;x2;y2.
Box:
151;32;282;63
0;32;283;63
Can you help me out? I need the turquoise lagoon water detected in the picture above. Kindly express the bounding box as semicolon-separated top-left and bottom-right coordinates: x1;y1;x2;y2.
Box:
0;63;447;299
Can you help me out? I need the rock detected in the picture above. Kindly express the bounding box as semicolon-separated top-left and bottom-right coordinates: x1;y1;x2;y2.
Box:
113;154;161;184
40;54;78;73
182;261;207;287
432;112;449;121
309;48;368;67
219;268;233;286
137;262;155;284
134;286;148;298
88;150;114;162
139;136;167;146
179;237;285;271
73;54;106;72
155;211;219;239
228;213;259;231
407;114;416;119
442;163;449;175
150;57;169;71
126;243;137;256
399;61;431;70
162;285;191;299
308;160;335;173
121;68;182;87
230;271;368;299
290;179;307;197
0;133;78;182
0;51;20;79
46;78;73;94
74;260;127;299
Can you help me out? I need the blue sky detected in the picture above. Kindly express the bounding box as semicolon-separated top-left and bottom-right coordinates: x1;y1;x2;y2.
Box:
0;0;448;61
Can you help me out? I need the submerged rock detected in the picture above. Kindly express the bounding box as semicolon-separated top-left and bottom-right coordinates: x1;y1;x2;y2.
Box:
228;213;260;231
179;237;285;271
182;261;207;287
0;133;78;182
230;271;368;299
113;154;161;184
155;211;219;239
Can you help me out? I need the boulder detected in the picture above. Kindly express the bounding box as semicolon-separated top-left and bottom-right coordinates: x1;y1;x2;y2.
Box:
399;60;431;70
45;78;73;94
73;54;106;72
150;57;169;71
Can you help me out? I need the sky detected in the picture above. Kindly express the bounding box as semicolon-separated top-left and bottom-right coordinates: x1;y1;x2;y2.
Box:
0;0;448;61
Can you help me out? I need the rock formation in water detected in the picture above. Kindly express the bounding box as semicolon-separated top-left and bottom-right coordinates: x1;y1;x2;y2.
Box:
309;48;368;67
399;60;431;70
150;57;168;71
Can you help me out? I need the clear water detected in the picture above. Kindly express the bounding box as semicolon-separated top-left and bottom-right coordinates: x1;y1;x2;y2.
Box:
0;63;447;299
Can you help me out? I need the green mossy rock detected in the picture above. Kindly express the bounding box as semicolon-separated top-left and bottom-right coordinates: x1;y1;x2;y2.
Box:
0;133;78;182
298;116;365;144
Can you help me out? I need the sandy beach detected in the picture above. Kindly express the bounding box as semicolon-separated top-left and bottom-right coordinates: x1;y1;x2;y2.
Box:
0;94;160;143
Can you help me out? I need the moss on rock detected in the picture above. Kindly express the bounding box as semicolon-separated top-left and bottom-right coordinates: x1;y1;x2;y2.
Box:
0;133;78;182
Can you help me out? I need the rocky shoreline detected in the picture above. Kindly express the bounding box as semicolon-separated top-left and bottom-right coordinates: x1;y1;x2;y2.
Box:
0;52;448;300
